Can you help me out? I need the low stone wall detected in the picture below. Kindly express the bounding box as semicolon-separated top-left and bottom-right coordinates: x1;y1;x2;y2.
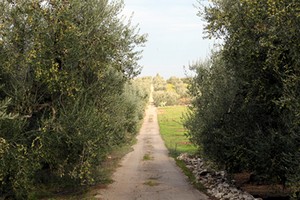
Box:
177;153;263;200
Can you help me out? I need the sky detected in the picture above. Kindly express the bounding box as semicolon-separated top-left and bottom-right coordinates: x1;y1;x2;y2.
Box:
122;0;215;78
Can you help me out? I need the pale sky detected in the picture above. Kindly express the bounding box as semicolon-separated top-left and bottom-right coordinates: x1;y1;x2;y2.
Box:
122;0;214;78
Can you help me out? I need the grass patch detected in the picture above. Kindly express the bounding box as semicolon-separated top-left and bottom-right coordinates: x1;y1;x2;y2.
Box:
143;180;160;187
157;106;197;157
157;106;211;196
175;159;207;192
143;153;153;161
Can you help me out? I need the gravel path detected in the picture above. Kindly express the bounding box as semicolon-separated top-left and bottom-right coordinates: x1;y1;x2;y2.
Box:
96;104;209;200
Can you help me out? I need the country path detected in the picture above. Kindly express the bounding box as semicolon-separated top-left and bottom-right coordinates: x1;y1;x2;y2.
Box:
96;101;209;200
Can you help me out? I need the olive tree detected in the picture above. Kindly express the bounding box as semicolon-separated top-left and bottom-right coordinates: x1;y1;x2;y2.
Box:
0;0;146;198
186;0;300;195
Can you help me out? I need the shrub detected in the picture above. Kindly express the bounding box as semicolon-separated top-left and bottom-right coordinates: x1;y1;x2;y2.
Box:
186;1;300;196
153;91;179;107
0;0;147;198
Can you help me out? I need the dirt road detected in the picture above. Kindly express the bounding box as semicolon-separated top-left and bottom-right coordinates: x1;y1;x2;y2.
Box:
96;104;209;200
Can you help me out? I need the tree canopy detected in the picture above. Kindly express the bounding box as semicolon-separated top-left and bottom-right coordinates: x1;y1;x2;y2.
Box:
186;0;300;197
0;0;148;198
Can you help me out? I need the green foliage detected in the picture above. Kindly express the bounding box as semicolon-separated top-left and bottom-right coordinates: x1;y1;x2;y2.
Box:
153;74;167;91
185;54;237;158
152;75;189;106
167;76;188;98
153;91;179;107
187;0;300;196
0;99;39;199
121;78;151;135
0;0;147;198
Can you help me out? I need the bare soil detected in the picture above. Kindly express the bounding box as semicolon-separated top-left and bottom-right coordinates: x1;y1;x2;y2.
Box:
95;104;209;200
233;172;290;199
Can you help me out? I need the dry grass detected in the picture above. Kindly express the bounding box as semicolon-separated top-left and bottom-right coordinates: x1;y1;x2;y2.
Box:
143;180;160;187
143;153;153;161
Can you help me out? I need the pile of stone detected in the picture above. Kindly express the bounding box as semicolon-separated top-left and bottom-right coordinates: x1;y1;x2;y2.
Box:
177;153;263;200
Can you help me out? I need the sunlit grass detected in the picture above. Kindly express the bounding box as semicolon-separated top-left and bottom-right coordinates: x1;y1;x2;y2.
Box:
157;106;197;157
157;106;209;195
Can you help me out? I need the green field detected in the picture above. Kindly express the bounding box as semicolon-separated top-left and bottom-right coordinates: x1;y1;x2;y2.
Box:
157;106;197;156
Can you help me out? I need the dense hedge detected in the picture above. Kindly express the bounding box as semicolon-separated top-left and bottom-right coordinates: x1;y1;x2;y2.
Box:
0;0;148;199
185;0;300;198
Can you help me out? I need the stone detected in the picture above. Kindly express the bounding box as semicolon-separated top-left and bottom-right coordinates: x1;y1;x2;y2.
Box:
215;192;224;199
199;169;210;176
178;153;257;200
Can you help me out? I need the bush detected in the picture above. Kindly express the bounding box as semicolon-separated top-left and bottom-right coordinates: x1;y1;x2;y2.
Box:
186;0;300;196
184;55;238;163
153;91;179;107
0;0;147;198
152;75;189;106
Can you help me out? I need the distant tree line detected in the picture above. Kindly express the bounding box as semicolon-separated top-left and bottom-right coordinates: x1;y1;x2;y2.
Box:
152;74;189;107
0;0;149;199
185;0;300;198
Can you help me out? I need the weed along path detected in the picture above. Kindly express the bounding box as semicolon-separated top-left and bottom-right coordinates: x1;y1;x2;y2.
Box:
96;104;209;200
